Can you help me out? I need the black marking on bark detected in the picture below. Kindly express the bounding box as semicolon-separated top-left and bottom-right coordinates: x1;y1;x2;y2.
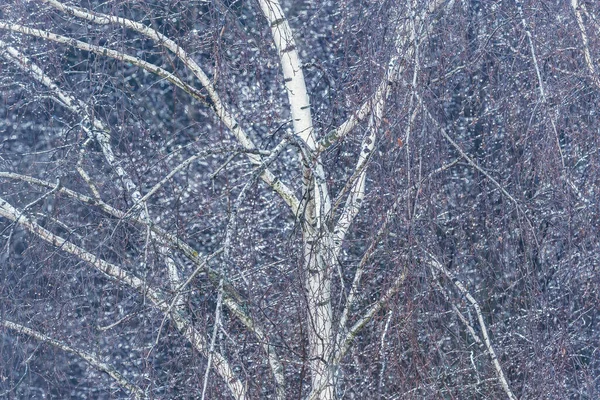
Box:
271;18;286;27
281;45;296;54
283;77;293;83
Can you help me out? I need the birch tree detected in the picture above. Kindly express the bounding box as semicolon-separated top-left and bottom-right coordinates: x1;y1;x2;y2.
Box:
1;0;599;399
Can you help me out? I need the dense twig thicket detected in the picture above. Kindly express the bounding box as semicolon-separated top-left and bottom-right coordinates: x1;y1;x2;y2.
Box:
0;0;599;398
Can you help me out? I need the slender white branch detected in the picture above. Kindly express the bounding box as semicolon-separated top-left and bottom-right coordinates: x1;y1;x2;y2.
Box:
202;279;225;400
377;309;394;392
332;0;445;256
0;171;225;291
0;39;143;199
76;137;102;199
579;3;600;34
331;105;378;258
426;253;517;400
317;0;446;153
0;23;199;99
430;271;484;350
515;1;545;99
0;196;247;400
337;193;403;336
1;320;146;399
38;0;300;213
334;267;408;364
1;39;288;391
515;1;565;170
0;170;282;397
571;0;600;89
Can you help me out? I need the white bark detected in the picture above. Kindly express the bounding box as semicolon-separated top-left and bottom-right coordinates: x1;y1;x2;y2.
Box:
1;37;287;397
0;169;288;399
427;254;518;400
3;2;301;214
515;0;565;171
0;196;247;400
257;2;336;398
1;320;146;399
257;0;317;150
571;0;600;89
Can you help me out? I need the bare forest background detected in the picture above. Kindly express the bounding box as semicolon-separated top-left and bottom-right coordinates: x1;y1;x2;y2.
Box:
0;0;599;399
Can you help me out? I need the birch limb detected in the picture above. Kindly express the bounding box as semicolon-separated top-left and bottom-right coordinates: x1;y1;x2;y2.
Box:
0;171;282;397
334;267;408;364
337;192;404;338
335;158;460;361
1;40;287;391
331;103;379;259
76;137;102;199
220;137;291;399
515;1;566;171
0;171;232;294
571;0;600;89
257;0;332;233
257;0;316;150
579;2;600;34
36;0;301;214
317;0;447;153
1;320;146;399
0;36;192;312
426;253;518;400
0;23;200;100
0;196;247;400
0;39;144;199
332;0;442;256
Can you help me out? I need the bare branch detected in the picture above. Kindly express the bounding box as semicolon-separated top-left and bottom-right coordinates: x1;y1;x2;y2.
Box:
38;0;301;214
0;196;247;400
317;0;447;153
0;170;281;397
425;253;518;400
571;0;600;89
1;320;146;399
257;0;317;150
0;23;199;100
334;266;408;364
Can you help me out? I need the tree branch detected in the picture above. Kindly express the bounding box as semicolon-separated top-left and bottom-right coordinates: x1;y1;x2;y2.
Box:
257;0;317;150
0;196;247;400
334;267;408;364
317;0;447;153
37;0;301;214
1;320;146;399
571;0;600;89
425;252;518;400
